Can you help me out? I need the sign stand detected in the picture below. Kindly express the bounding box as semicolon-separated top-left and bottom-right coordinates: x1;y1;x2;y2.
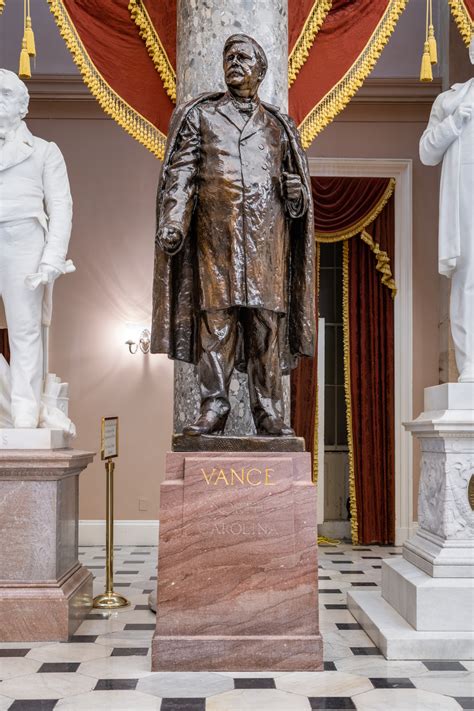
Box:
93;417;130;610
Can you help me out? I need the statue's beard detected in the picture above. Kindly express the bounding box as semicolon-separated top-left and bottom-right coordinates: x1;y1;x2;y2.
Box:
0;115;21;138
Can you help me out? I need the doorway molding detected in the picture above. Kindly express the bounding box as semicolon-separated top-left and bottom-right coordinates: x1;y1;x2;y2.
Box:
308;158;413;546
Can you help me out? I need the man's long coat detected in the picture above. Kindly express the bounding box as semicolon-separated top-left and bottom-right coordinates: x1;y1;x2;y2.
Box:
151;92;315;372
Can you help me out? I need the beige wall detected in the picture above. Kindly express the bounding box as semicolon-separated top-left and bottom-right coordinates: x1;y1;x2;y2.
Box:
27;90;440;522
28;106;173;521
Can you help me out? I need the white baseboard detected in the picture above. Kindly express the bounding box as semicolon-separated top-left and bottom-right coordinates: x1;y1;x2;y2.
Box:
79;520;159;546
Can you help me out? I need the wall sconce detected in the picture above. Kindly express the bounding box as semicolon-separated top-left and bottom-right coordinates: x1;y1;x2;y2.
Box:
124;323;151;354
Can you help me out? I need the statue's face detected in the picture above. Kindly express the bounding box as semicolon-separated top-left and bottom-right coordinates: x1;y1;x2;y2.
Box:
223;41;263;95
0;73;24;136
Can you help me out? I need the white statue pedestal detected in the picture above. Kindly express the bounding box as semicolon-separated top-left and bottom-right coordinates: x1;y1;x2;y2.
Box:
0;429;70;450
348;383;474;659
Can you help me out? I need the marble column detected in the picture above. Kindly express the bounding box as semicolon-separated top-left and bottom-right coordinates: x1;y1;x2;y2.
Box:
173;0;290;436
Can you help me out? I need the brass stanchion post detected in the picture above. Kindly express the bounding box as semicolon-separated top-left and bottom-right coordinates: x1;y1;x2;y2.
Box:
93;456;129;610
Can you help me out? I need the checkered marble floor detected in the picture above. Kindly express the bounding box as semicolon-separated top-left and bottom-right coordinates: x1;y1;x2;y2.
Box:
0;544;472;710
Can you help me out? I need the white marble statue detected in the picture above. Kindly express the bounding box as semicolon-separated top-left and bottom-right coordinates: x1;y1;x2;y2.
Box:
0;69;75;433
419;38;474;383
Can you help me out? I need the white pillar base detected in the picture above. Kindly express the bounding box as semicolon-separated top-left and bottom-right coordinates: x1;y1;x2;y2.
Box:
348;588;474;660
350;383;474;659
0;428;70;450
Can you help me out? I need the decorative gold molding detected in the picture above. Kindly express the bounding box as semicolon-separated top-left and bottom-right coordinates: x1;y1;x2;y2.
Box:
289;0;332;87
128;0;177;102
47;0;166;159
342;240;358;545
298;0;409;149
448;0;474;45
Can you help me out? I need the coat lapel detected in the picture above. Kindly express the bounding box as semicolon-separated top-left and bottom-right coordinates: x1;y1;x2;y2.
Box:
216;94;248;132
0;122;34;172
240;102;266;140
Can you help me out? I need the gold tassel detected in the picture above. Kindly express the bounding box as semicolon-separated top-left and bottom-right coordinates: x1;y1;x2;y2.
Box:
428;25;437;63
19;37;31;79
25;15;36;57
420;41;433;81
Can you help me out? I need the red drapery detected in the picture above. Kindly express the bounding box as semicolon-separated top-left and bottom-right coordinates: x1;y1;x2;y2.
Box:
41;1;407;158
346;197;395;545
292;176;395;544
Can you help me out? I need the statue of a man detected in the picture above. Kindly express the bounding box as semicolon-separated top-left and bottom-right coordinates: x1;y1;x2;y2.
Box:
151;34;315;436
0;69;73;428
419;38;474;383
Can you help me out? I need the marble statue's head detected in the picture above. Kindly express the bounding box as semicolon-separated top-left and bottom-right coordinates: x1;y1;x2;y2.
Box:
470;35;474;65
223;34;267;96
0;70;29;136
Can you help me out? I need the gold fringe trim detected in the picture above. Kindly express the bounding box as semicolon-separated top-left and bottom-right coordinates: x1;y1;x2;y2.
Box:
289;0;332;87
298;0;409;148
318;536;341;545
342;240;358;545
129;0;177;102
312;241;321;485
315;178;396;243
448;0;474;45
0;1;5;16
47;0;166;159
360;229;397;298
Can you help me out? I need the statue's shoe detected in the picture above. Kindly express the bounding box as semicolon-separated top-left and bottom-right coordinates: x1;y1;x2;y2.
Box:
183;409;228;436
257;416;295;437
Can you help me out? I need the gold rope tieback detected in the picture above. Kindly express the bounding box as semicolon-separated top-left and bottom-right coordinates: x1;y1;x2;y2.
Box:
360;230;397;298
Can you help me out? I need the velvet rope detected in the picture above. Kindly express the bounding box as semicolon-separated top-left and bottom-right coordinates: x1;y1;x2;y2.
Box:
448;0;474;45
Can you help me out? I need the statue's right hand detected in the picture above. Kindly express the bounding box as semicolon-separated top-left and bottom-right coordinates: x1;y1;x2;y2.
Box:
453;103;472;132
157;226;183;254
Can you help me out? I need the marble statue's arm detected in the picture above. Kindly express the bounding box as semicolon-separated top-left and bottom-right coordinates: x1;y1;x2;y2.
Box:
157;108;200;251
420;97;461;166
40;142;73;272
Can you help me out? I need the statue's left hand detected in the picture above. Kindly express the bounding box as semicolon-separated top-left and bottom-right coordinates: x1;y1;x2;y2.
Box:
38;263;62;284
282;172;302;202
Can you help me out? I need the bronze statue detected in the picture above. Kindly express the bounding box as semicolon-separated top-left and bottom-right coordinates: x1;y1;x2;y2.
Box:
151;34;315;436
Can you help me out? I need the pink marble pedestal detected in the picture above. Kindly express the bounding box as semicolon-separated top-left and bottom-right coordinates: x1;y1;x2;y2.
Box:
152;451;323;671
0;450;94;641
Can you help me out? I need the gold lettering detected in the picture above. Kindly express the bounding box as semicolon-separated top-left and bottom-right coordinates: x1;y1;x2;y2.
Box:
230;468;245;485
215;469;230;485
201;468;215;485
265;468;275;485
246;468;262;486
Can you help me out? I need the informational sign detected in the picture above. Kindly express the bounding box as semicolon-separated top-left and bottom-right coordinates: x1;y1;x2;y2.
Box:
101;416;119;460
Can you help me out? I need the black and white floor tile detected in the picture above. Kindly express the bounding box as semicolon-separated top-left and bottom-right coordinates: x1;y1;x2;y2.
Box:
0;544;472;710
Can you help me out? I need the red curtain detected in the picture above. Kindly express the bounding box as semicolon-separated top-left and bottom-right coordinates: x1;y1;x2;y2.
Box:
292;176;395;544
347;198;395;544
44;1;407;157
449;0;474;45
0;330;9;363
